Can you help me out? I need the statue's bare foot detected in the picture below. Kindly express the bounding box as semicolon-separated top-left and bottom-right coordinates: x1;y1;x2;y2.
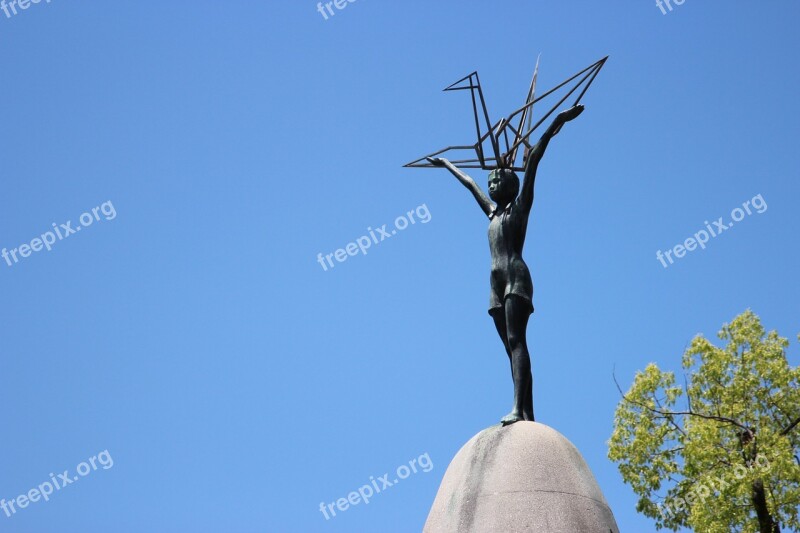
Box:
501;411;524;426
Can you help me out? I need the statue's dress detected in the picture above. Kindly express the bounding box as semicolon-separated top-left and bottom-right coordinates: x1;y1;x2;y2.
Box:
487;199;534;317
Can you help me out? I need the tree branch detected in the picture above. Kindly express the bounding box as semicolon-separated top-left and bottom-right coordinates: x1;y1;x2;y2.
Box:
613;372;749;432
613;371;687;437
780;415;800;436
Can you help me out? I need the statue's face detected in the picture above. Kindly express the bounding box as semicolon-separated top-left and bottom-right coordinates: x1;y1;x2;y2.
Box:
488;169;518;205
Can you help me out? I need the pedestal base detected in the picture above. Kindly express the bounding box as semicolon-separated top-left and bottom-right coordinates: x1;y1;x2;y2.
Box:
424;422;619;533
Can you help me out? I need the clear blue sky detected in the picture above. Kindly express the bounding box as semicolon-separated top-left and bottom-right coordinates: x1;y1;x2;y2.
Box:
1;2;799;532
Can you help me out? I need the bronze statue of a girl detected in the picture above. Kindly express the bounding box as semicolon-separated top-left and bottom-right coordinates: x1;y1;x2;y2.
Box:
426;104;584;425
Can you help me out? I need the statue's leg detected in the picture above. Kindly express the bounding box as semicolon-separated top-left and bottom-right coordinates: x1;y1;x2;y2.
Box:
494;307;533;421
500;295;532;426
491;311;513;376
524;371;534;421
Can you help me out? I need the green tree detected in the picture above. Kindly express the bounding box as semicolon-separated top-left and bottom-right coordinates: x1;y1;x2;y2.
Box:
609;310;800;532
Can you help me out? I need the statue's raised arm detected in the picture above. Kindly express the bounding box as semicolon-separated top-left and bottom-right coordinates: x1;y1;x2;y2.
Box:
517;104;585;213
427;157;494;218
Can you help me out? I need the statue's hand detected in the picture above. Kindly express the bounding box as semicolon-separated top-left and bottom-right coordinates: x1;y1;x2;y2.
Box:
557;104;584;123
427;157;448;167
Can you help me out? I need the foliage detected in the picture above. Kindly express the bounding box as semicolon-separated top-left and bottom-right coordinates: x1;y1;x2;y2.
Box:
609;310;800;532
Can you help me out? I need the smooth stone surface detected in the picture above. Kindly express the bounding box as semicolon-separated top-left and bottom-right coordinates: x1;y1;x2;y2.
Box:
424;422;619;533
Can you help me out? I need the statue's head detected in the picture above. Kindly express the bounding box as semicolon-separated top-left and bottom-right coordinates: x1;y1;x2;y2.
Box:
487;168;519;206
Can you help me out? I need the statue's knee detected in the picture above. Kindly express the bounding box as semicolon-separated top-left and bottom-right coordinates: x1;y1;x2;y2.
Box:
507;334;525;351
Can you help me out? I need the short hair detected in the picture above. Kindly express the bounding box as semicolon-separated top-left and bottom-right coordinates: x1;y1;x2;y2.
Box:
488;168;520;198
